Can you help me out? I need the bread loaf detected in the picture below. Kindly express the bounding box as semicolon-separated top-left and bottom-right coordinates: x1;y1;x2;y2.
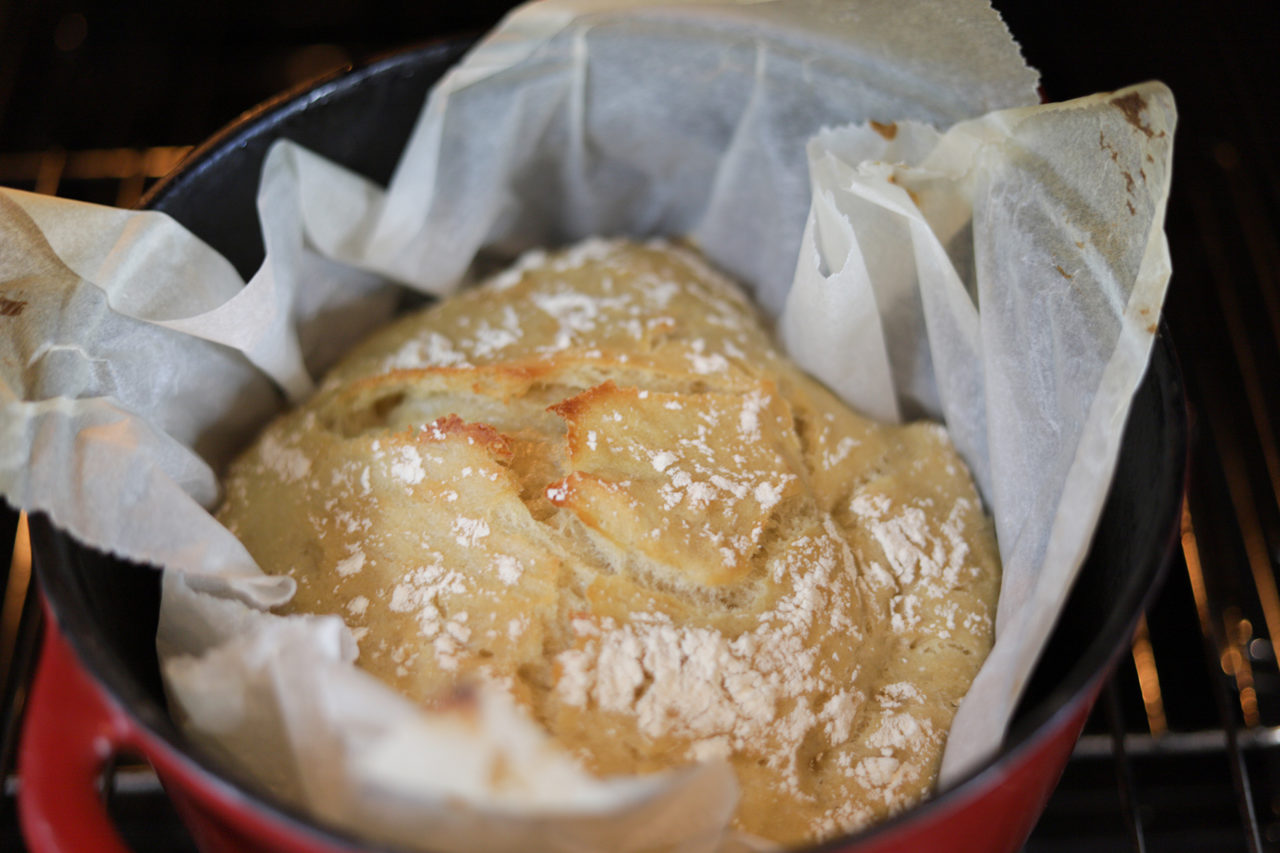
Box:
217;239;1000;845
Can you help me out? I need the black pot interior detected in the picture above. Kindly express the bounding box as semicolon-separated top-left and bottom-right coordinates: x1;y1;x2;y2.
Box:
30;36;1189;851
139;38;474;281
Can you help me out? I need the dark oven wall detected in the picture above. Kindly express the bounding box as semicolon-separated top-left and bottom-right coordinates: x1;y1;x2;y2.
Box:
2;1;1279;852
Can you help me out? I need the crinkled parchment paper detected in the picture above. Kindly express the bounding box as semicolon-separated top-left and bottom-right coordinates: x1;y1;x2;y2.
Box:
0;0;1175;849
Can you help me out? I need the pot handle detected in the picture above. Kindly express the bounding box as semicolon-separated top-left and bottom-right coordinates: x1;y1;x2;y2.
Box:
18;601;137;853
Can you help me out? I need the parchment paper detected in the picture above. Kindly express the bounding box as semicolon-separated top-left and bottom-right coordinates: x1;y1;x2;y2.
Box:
0;0;1175;849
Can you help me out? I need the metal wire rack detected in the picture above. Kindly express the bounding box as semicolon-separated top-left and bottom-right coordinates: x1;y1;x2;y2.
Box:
0;147;191;208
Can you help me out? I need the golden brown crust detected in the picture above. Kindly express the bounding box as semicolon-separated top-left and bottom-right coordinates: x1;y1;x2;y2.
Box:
217;239;1001;846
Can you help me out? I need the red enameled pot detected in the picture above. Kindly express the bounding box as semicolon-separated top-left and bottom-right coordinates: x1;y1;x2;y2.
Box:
17;39;1188;853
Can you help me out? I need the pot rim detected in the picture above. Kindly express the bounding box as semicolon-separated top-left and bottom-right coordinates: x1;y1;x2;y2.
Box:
30;34;1190;853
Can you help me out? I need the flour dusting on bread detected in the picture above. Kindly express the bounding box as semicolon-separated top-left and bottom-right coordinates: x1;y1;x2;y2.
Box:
217;240;1000;845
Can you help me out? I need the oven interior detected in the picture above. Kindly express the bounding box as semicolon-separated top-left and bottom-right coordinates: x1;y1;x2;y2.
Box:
3;1;1279;850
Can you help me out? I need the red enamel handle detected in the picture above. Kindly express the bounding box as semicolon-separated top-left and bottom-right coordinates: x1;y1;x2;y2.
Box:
18;600;136;853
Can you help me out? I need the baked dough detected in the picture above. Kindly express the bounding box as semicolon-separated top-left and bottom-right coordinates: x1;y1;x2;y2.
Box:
217;239;1000;845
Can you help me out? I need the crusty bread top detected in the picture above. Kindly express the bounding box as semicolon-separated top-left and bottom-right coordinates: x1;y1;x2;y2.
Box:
217;239;1000;845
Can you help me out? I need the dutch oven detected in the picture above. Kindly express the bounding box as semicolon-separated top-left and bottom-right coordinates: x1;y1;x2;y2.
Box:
16;37;1188;853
